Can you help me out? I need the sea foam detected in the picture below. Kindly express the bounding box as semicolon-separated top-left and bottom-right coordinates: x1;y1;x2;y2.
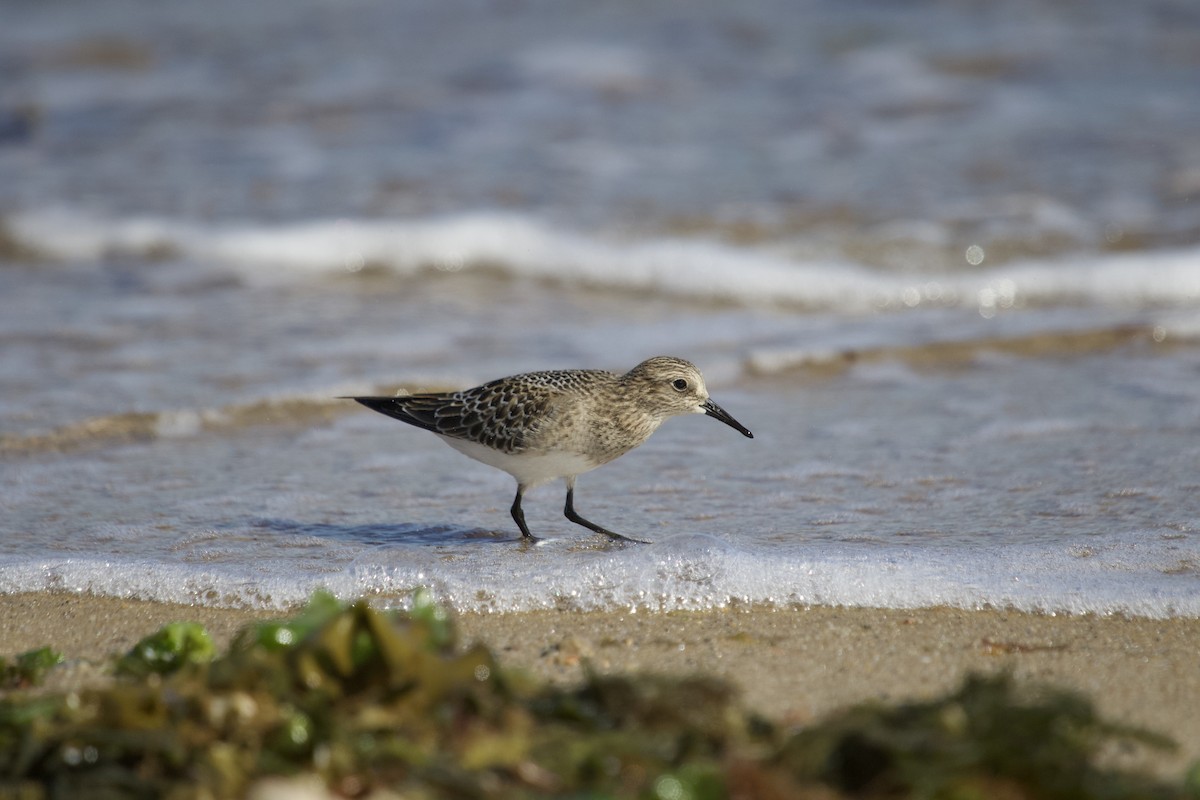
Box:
2;529;1196;618
9;209;1200;313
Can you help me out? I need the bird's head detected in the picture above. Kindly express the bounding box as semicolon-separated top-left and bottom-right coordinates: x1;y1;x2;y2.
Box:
623;356;753;438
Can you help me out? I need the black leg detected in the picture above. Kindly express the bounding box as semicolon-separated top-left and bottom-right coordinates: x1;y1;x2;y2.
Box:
510;486;539;541
563;485;648;544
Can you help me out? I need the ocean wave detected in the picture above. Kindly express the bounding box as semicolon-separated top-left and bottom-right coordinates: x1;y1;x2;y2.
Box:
7;209;1200;313
4;317;1194;454
2;530;1197;618
0;381;452;455
743;323;1159;377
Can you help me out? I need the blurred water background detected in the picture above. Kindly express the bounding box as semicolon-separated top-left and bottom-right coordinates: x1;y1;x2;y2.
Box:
2;0;1199;615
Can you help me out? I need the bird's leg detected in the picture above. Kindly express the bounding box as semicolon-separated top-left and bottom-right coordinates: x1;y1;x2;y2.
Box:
563;481;649;544
510;485;540;541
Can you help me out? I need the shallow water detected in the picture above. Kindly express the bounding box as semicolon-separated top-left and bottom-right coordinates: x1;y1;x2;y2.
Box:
4;270;1198;615
2;0;1199;616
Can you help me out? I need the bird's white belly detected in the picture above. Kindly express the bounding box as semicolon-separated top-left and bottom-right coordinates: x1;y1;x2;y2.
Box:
438;436;599;488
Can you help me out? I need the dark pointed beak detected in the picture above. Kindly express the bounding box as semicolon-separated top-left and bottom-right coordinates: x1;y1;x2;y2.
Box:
703;398;753;438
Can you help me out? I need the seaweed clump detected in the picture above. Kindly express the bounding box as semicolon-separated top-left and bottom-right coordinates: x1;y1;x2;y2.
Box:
0;647;63;690
776;673;1186;799
0;591;1195;799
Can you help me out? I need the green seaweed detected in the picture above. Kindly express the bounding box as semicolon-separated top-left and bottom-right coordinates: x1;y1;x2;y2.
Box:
0;594;1193;799
115;621;216;677
774;672;1182;799
238;588;343;653
0;647;64;689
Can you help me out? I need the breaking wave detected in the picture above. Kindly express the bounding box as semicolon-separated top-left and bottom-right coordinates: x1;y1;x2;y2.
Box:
7;209;1200;313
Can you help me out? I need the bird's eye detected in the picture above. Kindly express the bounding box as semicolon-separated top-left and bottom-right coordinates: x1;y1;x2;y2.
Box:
672;378;689;391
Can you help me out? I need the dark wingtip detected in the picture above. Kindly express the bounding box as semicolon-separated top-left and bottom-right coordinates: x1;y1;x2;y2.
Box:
348;396;396;412
344;395;442;434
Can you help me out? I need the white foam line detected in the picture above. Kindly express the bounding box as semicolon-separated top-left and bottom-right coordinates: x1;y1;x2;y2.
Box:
3;541;1196;618
10;209;1200;312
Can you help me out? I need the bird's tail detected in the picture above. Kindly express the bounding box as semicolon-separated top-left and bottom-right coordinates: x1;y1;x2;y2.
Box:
342;396;442;433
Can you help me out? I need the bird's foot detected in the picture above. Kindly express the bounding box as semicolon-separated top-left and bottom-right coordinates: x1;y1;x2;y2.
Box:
599;530;651;545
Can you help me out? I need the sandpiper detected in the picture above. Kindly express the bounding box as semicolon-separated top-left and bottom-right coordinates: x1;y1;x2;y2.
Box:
347;356;753;543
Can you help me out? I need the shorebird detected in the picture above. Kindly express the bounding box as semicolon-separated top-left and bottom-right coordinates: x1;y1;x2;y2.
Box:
347;356;753;543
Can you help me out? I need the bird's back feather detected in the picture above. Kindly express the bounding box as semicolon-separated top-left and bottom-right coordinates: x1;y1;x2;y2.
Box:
351;374;581;453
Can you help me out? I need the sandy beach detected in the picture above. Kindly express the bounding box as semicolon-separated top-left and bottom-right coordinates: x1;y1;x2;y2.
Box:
2;592;1197;779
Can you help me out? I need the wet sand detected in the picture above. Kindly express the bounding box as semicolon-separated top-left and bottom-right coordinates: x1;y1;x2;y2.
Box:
2;593;1197;778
